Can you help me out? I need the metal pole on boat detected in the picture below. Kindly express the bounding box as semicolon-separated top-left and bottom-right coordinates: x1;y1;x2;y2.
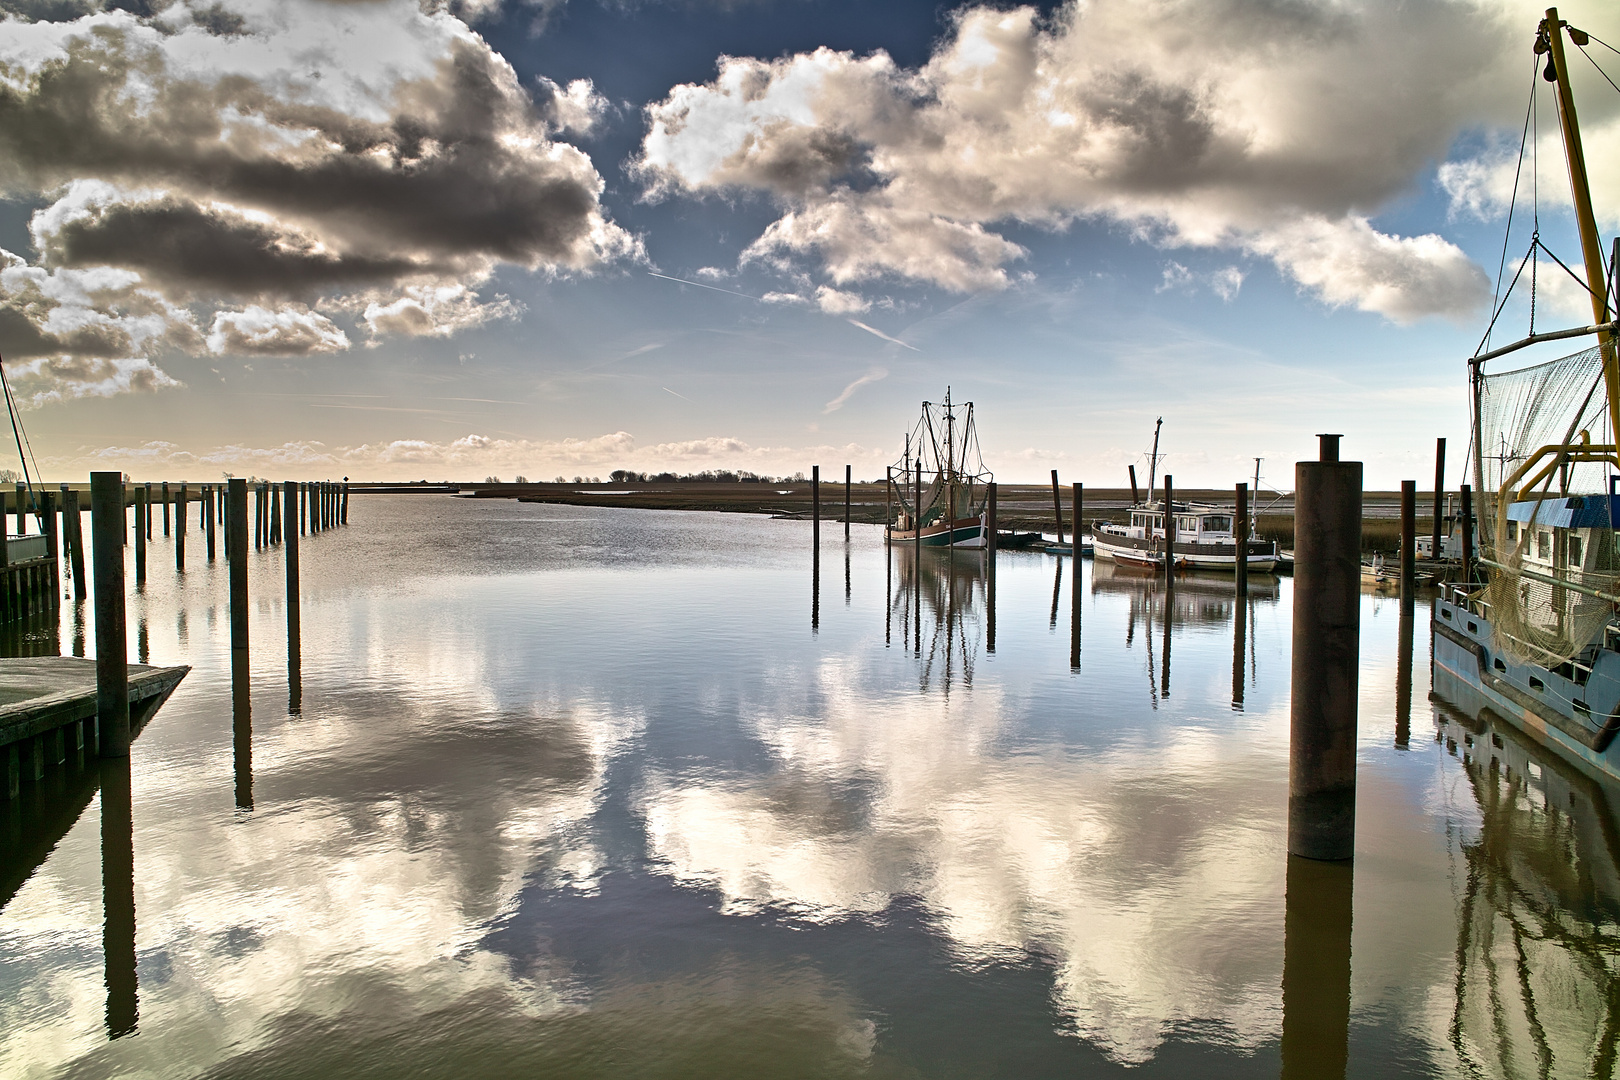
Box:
1128;465;1140;506
91;471;129;757
1049;470;1064;548
1400;480;1416;615
1460;483;1475;588
1236;483;1249;595
1430;438;1445;561
1288;434;1361;862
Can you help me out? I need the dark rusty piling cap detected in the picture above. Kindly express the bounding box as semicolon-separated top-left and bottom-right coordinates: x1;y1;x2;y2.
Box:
1318;434;1342;463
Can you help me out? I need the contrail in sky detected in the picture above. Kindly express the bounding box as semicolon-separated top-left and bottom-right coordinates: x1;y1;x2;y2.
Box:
661;386;693;401
824;368;888;413
647;272;759;301
847;319;920;351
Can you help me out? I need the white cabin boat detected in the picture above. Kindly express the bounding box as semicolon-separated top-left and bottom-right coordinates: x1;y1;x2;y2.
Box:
1092;501;1278;572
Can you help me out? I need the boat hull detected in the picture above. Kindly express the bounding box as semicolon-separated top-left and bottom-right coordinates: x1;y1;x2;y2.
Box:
886;517;987;549
1090;531;1277;572
1431;593;1620;787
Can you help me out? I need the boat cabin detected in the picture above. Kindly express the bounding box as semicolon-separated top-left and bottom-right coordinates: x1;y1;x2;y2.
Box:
1504;494;1620;575
1120;504;1235;543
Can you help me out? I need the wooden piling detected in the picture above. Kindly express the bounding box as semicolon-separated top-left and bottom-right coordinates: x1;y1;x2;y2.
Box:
284;480;300;713
1164;475;1176;566
176;484;186;571
253;483;262;551
205;485;216;561
1431;438;1445;560
269;484;280;545
1236;483;1250;594
987;481;997;558
885;467;891;544
341;479;348;525
14;481;24;536
1072;482;1083;553
844;465;851;540
92;472;129;756
1288;435;1361;861
1400;480;1416;615
1049;469;1064;547
228;478;248;651
41;491;57;599
812;466;820;548
64;488;86;601
161;481;170;537
133;489;146;586
144;483;152;540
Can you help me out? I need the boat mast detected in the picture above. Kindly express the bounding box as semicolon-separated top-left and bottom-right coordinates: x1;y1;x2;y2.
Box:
1146;418;1163;508
1543;8;1618;445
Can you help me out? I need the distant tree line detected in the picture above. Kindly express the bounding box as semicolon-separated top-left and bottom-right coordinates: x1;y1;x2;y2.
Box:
609;469;794;484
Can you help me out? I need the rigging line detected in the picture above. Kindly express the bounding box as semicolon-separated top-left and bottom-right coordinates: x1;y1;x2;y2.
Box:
9;367;45;502
1575;43;1620;101
1487;52;1542;350
0;354;37;523
1475;241;1538;357
1534;236;1607;304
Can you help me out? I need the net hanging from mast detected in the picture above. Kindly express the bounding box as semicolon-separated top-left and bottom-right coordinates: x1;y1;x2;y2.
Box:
1477;343;1619;665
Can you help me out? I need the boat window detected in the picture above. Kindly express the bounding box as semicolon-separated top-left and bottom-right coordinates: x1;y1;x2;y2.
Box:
1202;515;1231;533
1178;515;1197;532
1569;534;1584;567
1538;531;1552;560
1506;520;1518;542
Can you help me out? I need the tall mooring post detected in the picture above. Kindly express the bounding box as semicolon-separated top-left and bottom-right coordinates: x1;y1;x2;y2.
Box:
227;478;249;651
91;472;129;756
844;465;851;541
133;488;146;586
161;481;170;537
284;480;301;714
205;485;216;561
1164;475;1176;567
1288;434;1362;861
1072;482;1083;553
1400;480;1416;616
176;484;186;571
1430;437;1446;561
66;487;86;601
1235;483;1250;595
1049;470;1064;547
812;466;820;548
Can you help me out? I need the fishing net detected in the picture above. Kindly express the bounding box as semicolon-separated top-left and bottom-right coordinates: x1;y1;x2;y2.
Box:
1476;343;1620;665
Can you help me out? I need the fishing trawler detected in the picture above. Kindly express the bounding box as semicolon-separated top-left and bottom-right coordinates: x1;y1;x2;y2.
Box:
1431;8;1620;784
885;389;991;548
1090;421;1279;571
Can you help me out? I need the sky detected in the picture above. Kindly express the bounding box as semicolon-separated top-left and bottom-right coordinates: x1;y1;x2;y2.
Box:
0;0;1615;488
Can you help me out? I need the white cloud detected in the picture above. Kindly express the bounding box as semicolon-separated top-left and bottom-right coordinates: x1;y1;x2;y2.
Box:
813;285;871;315
208;305;350;356
635;0;1572;321
363;285;524;340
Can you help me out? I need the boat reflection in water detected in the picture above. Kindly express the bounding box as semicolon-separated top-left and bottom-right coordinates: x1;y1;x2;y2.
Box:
886;542;987;692
1430;665;1620;1077
1091;562;1280;707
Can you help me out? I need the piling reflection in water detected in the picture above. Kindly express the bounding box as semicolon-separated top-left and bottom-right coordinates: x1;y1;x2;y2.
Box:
889;543;986;692
1093;562;1281;708
101;755;138;1039
1279;855;1352;1080
1395;615;1413;749
232;648;252;811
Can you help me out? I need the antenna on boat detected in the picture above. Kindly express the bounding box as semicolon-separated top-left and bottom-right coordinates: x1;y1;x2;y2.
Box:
1146;418;1163;505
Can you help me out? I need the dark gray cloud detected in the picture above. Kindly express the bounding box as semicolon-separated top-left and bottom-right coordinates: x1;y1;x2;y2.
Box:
0;1;636;384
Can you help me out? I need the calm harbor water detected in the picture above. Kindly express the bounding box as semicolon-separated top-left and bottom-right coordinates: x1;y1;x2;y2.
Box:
0;495;1614;1078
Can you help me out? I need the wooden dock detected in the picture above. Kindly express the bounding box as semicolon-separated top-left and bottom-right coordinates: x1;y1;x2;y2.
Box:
2;658;188;799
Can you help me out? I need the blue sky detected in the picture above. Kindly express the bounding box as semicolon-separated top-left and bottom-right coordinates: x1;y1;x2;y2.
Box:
0;0;1615;487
